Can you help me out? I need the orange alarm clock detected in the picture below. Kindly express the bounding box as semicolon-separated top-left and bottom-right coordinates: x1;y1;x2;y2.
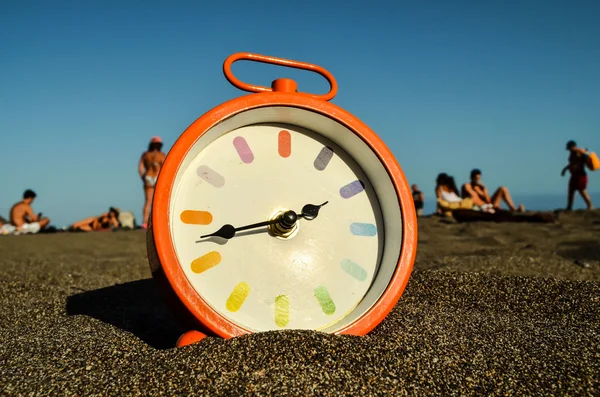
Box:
146;52;418;347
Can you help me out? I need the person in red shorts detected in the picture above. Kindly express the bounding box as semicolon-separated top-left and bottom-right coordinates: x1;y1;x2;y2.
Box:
562;140;593;210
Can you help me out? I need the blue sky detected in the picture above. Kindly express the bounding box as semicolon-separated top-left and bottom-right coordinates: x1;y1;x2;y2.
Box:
1;0;599;226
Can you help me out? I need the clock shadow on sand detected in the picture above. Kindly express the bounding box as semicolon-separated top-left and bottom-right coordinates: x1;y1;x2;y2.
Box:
65;230;268;349
66;279;187;350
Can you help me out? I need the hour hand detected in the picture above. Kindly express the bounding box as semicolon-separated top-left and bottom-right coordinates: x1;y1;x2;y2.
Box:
299;201;328;220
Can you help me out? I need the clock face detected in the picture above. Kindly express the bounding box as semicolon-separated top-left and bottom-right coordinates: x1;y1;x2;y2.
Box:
169;122;386;332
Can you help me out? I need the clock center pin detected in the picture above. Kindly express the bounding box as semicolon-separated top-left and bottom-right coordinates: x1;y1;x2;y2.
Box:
268;209;299;240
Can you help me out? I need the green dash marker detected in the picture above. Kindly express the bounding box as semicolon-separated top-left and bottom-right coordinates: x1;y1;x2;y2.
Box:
314;286;336;315
341;259;368;281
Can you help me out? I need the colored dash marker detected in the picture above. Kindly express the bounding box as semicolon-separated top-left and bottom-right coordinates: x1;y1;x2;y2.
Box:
350;223;377;236
341;259;368;281
274;295;290;327
340;180;365;199
314;146;333;171
197;165;225;188
233;136;254;163
226;282;250;312
278;130;291;158
314;286;336;315
191;251;221;274
180;210;213;225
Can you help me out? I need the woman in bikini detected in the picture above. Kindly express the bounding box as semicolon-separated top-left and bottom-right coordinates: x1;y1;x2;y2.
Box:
138;136;166;228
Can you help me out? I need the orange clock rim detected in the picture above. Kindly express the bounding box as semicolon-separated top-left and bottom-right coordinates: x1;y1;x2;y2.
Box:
151;92;418;338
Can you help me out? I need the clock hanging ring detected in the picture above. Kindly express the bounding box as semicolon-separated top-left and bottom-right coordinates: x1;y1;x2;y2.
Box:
147;52;418;347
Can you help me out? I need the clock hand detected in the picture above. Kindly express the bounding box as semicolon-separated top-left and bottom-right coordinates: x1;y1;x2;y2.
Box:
197;210;299;241
299;201;329;220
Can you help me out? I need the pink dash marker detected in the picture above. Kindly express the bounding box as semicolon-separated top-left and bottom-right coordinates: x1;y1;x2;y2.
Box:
233;137;254;164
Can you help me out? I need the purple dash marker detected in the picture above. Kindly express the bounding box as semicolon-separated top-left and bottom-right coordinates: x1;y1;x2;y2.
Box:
340;180;365;199
314;146;334;171
197;165;225;188
233;137;254;164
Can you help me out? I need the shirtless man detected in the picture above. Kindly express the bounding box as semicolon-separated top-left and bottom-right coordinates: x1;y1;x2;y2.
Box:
461;169;524;212
561;140;593;210
9;189;51;234
138;136;166;228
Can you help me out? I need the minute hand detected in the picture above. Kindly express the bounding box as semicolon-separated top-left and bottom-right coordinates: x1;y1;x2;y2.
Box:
198;218;281;240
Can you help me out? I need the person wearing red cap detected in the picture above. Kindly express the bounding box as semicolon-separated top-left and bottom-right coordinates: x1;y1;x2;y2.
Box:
138;136;166;228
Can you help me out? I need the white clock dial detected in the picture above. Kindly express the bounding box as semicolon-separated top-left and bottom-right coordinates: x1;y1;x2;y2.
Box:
170;123;385;332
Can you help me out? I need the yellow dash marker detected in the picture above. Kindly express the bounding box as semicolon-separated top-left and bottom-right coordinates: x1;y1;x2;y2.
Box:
274;295;290;327
191;251;221;274
180;210;213;225
226;282;250;312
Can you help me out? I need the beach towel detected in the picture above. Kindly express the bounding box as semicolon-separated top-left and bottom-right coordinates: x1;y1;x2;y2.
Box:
452;209;556;223
0;224;17;235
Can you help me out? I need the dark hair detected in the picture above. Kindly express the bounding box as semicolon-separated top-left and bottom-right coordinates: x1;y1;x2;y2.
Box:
470;169;482;179
436;173;449;186
23;189;37;199
447;176;459;196
109;207;120;217
148;142;163;152
566;140;576;149
436;173;459;196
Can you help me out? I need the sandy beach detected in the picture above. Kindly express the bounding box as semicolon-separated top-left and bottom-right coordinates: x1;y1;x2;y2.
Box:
1;210;599;395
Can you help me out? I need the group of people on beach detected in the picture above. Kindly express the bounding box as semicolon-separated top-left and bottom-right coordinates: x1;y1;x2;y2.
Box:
0;136;595;234
412;140;596;216
411;168;524;217
1;136;166;235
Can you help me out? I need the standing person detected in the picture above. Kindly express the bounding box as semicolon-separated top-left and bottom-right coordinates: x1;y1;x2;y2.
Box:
138;136;166;228
411;184;424;216
9;189;51;234
461;169;524;212
561;140;593;210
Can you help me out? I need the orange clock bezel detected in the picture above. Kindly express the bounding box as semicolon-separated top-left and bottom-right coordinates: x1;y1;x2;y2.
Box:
149;91;417;339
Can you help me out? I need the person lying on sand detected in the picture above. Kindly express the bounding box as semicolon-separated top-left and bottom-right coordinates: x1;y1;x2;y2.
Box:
70;207;120;232
9;189;51;234
461;169;524;212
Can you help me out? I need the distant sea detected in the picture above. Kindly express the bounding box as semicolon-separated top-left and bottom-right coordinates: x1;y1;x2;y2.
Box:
420;192;600;216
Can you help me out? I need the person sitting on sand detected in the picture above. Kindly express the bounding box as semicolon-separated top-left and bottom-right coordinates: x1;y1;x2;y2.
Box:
138;136;166;229
461;169;524;212
562;140;593;210
70;207;120;232
9;189;51;234
435;173;479;215
411;184;424;216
